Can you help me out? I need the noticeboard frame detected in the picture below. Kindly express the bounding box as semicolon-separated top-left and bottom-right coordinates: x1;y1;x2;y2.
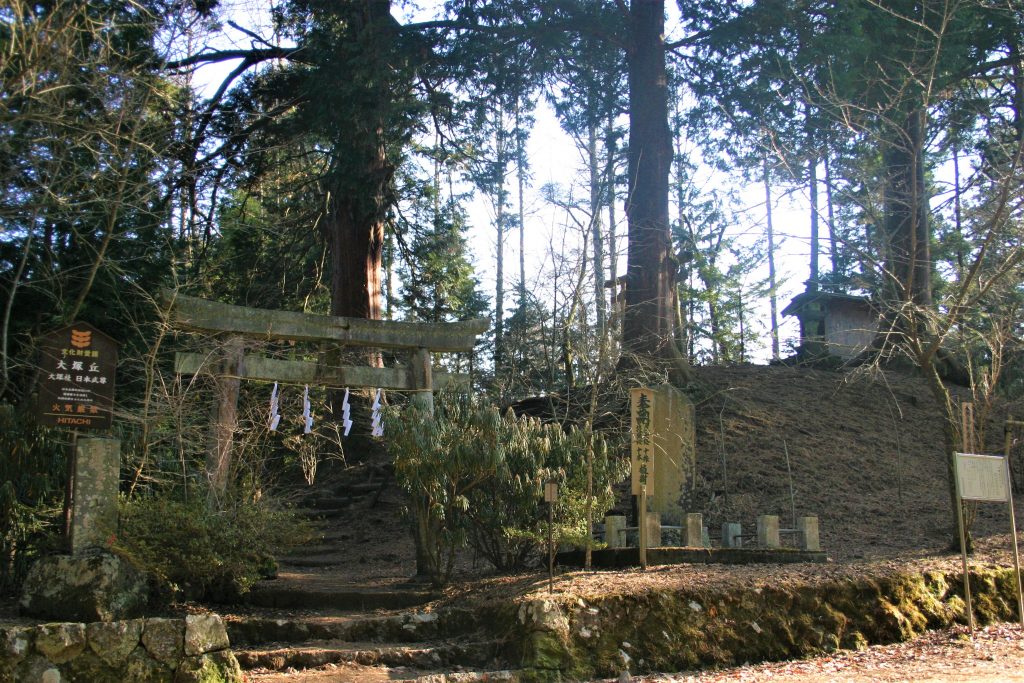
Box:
952;452;1023;633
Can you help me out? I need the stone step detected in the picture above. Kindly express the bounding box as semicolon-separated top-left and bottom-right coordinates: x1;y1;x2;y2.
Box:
408;671;521;683
305;494;364;509
293;506;352;520
226;608;484;647
244;586;437;611
245;663;522;683
333;481;387;495
279;555;346;568
236;638;502;672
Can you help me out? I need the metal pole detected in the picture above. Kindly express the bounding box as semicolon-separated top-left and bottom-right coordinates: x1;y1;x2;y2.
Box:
1005;456;1024;627
952;452;975;633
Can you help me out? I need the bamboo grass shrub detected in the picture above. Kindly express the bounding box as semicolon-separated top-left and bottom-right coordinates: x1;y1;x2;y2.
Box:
0;406;67;595
388;393;624;586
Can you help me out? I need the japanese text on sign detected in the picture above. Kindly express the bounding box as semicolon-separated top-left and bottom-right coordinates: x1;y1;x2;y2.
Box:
631;388;654;494
36;323;118;430
956;453;1011;503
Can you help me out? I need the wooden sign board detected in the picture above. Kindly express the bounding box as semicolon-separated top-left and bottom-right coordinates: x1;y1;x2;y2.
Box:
36;322;118;430
630;387;655;495
956;453;1010;503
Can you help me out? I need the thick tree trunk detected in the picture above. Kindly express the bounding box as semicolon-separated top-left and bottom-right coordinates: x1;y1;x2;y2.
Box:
808;154;819;292
326;197;384;322
883;107;932;308
764;158;779;362
621;0;689;382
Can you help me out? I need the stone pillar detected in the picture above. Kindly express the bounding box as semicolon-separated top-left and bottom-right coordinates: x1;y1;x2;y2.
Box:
798;516;820;551
409;346;434;416
645;512;662;548
604;515;627;549
71;437;120;554
757;515;781;549
684;513;703;547
206;337;243;499
722;522;742;549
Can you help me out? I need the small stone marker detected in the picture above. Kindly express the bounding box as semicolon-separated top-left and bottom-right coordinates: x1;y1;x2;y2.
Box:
684;513;703;547
605;515;627;549
645;512;662;548
797;516;820;552
756;515;780;549
722;522;742;549
630;385;697;524
71;437;120;554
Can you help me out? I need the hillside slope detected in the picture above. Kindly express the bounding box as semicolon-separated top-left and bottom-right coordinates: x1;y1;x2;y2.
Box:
690;365;1018;561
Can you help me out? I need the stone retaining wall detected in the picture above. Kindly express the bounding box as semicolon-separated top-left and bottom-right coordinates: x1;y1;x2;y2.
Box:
0;614;242;683
505;566;1023;681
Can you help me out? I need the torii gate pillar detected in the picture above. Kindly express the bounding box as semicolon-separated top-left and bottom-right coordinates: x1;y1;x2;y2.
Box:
409;347;434;416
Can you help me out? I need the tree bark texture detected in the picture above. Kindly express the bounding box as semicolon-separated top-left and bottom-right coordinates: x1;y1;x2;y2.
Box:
622;0;676;365
883;107;932;308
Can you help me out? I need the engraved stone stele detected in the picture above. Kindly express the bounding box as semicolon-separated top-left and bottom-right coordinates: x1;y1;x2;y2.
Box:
71;437;120;554
630;385;696;524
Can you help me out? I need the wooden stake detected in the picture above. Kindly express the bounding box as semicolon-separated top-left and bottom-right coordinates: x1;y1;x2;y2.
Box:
639;486;648;570
952;451;975;634
1005;455;1024;627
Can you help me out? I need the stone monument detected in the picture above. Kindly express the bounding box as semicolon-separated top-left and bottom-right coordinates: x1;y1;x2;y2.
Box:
20;438;150;622
630;385;696;524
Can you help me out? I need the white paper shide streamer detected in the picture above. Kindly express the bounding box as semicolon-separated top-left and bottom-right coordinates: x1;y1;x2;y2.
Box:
302;385;313;434
341;388;353;437
269;382;281;432
371;388;384;437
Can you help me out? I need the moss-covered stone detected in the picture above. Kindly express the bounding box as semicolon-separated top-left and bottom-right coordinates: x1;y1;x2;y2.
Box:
35;623;86;664
64;649;127;683
183;615;229;657
124;645;174;683
19;553;149;623
86;618;144;667
173;651;243;683
142;619;185;667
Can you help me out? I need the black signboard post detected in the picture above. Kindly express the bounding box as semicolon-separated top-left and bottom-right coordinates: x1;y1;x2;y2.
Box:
36;322;118;430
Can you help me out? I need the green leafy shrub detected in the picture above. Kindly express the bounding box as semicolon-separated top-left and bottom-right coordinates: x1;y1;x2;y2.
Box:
388;393;626;586
0;406;67;595
116;491;313;602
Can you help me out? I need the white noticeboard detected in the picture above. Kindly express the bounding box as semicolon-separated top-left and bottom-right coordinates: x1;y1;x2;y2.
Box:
956;453;1011;503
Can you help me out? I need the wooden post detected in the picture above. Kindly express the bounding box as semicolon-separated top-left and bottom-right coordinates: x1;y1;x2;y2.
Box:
638;486;648;569
409;347;433;416
952;451;975;633
206;337;243;502
1005;455;1024;627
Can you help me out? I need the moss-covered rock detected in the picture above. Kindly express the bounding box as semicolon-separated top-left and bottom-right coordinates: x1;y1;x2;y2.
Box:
173;651;243;683
86;619;144;667
19;553;150;623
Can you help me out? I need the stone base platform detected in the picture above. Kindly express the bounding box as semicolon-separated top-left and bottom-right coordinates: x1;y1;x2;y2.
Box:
558;546;827;568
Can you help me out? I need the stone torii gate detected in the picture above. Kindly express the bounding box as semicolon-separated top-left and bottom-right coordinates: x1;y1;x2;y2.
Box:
165;290;487;493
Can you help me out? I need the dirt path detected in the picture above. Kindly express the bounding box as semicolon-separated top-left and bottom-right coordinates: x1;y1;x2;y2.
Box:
616;624;1024;683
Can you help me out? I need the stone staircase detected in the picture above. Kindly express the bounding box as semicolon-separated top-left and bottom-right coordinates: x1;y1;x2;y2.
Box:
220;458;521;682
